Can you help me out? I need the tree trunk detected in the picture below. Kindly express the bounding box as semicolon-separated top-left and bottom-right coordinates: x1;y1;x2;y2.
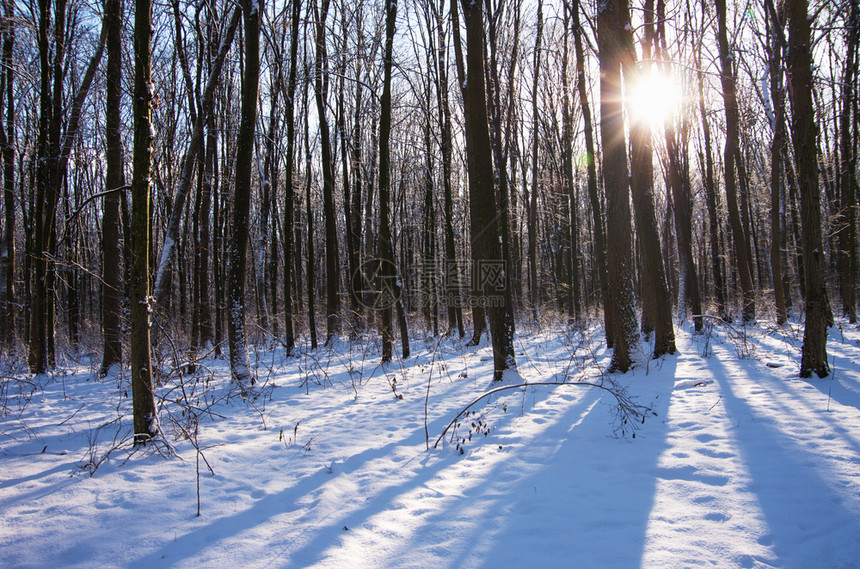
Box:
656;0;700;333
838;0;858;322
378;0;409;361
695;33;727;319
715;0;755;321
258;67;279;339
597;0;639;372
422;113;437;335
314;0;340;344
529;0;543;324
483;0;518;353
451;0;487;345
304;61;319;350
573;0;611;342
337;16;359;332
461;0;516;381
0;0;14;349
130;0;158;443
562;0;581;326
349;10;366;324
434;0;465;338
786;0;831;377
193;6;220;351
625;0;675;355
227;0;262;386
28;0;54;374
767;0;788;325
283;0;301;355
100;0;124;376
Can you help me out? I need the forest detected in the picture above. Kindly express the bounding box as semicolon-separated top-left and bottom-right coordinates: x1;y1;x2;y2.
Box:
0;0;857;439
2;0;860;565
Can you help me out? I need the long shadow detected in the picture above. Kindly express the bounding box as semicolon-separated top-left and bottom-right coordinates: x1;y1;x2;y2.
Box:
127;412;463;569
449;373;674;569
303;360;678;569
759;325;860;417
448;360;676;569
0;459;79;492
710;355;860;568
803;370;860;415
130;360;675;569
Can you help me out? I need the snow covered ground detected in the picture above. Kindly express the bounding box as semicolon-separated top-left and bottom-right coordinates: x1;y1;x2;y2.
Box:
2;319;860;568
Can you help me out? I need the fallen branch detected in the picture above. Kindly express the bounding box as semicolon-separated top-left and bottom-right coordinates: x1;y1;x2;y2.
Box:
433;380;652;449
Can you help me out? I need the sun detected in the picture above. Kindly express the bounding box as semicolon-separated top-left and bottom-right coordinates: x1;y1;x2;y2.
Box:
628;69;682;129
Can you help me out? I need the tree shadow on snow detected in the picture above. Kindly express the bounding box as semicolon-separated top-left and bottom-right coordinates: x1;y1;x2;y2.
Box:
709;355;860;568
129;359;676;569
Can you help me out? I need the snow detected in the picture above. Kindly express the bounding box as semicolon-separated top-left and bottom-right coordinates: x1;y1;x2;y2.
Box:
673;378;713;389
3;321;860;568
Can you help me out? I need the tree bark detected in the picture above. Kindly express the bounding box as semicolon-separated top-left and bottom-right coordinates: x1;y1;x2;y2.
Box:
572;0;611;342
314;0;341;344
130;0;158;443
767;0;788;325
597;0;639;372
715;0;755;321
624;0;675;355
379;0;409;362
451;0;487;344
838;0;858;322
786;0;831;377
433;0;464;338
100;0;124;376
528;0;543;324
283;0;301;355
0;0;14;349
461;0;516;381
227;0;262;386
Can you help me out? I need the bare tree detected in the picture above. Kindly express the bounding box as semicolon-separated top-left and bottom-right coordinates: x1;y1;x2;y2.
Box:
694;16;726;319
431;0;465;337
227;0;263;386
378;0;401;363
0;0;14;349
130;0;158;443
152;7;241;307
561;0;581;325
29;0;106;372
838;0;858;323
786;0;831;377
715;0;755;321
597;0;639;372
100;0;124;376
572;0;611;342
624;0;675;356
655;0;701;333
766;0;788;325
313;0;341;344
451;0;487;344
283;0;302;355
460;0;516;381
528;0;543;324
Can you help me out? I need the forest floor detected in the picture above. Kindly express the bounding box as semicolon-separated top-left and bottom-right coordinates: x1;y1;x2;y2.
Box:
2;316;860;568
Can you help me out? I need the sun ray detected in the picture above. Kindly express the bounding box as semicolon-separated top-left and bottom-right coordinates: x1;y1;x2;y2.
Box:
628;69;681;129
